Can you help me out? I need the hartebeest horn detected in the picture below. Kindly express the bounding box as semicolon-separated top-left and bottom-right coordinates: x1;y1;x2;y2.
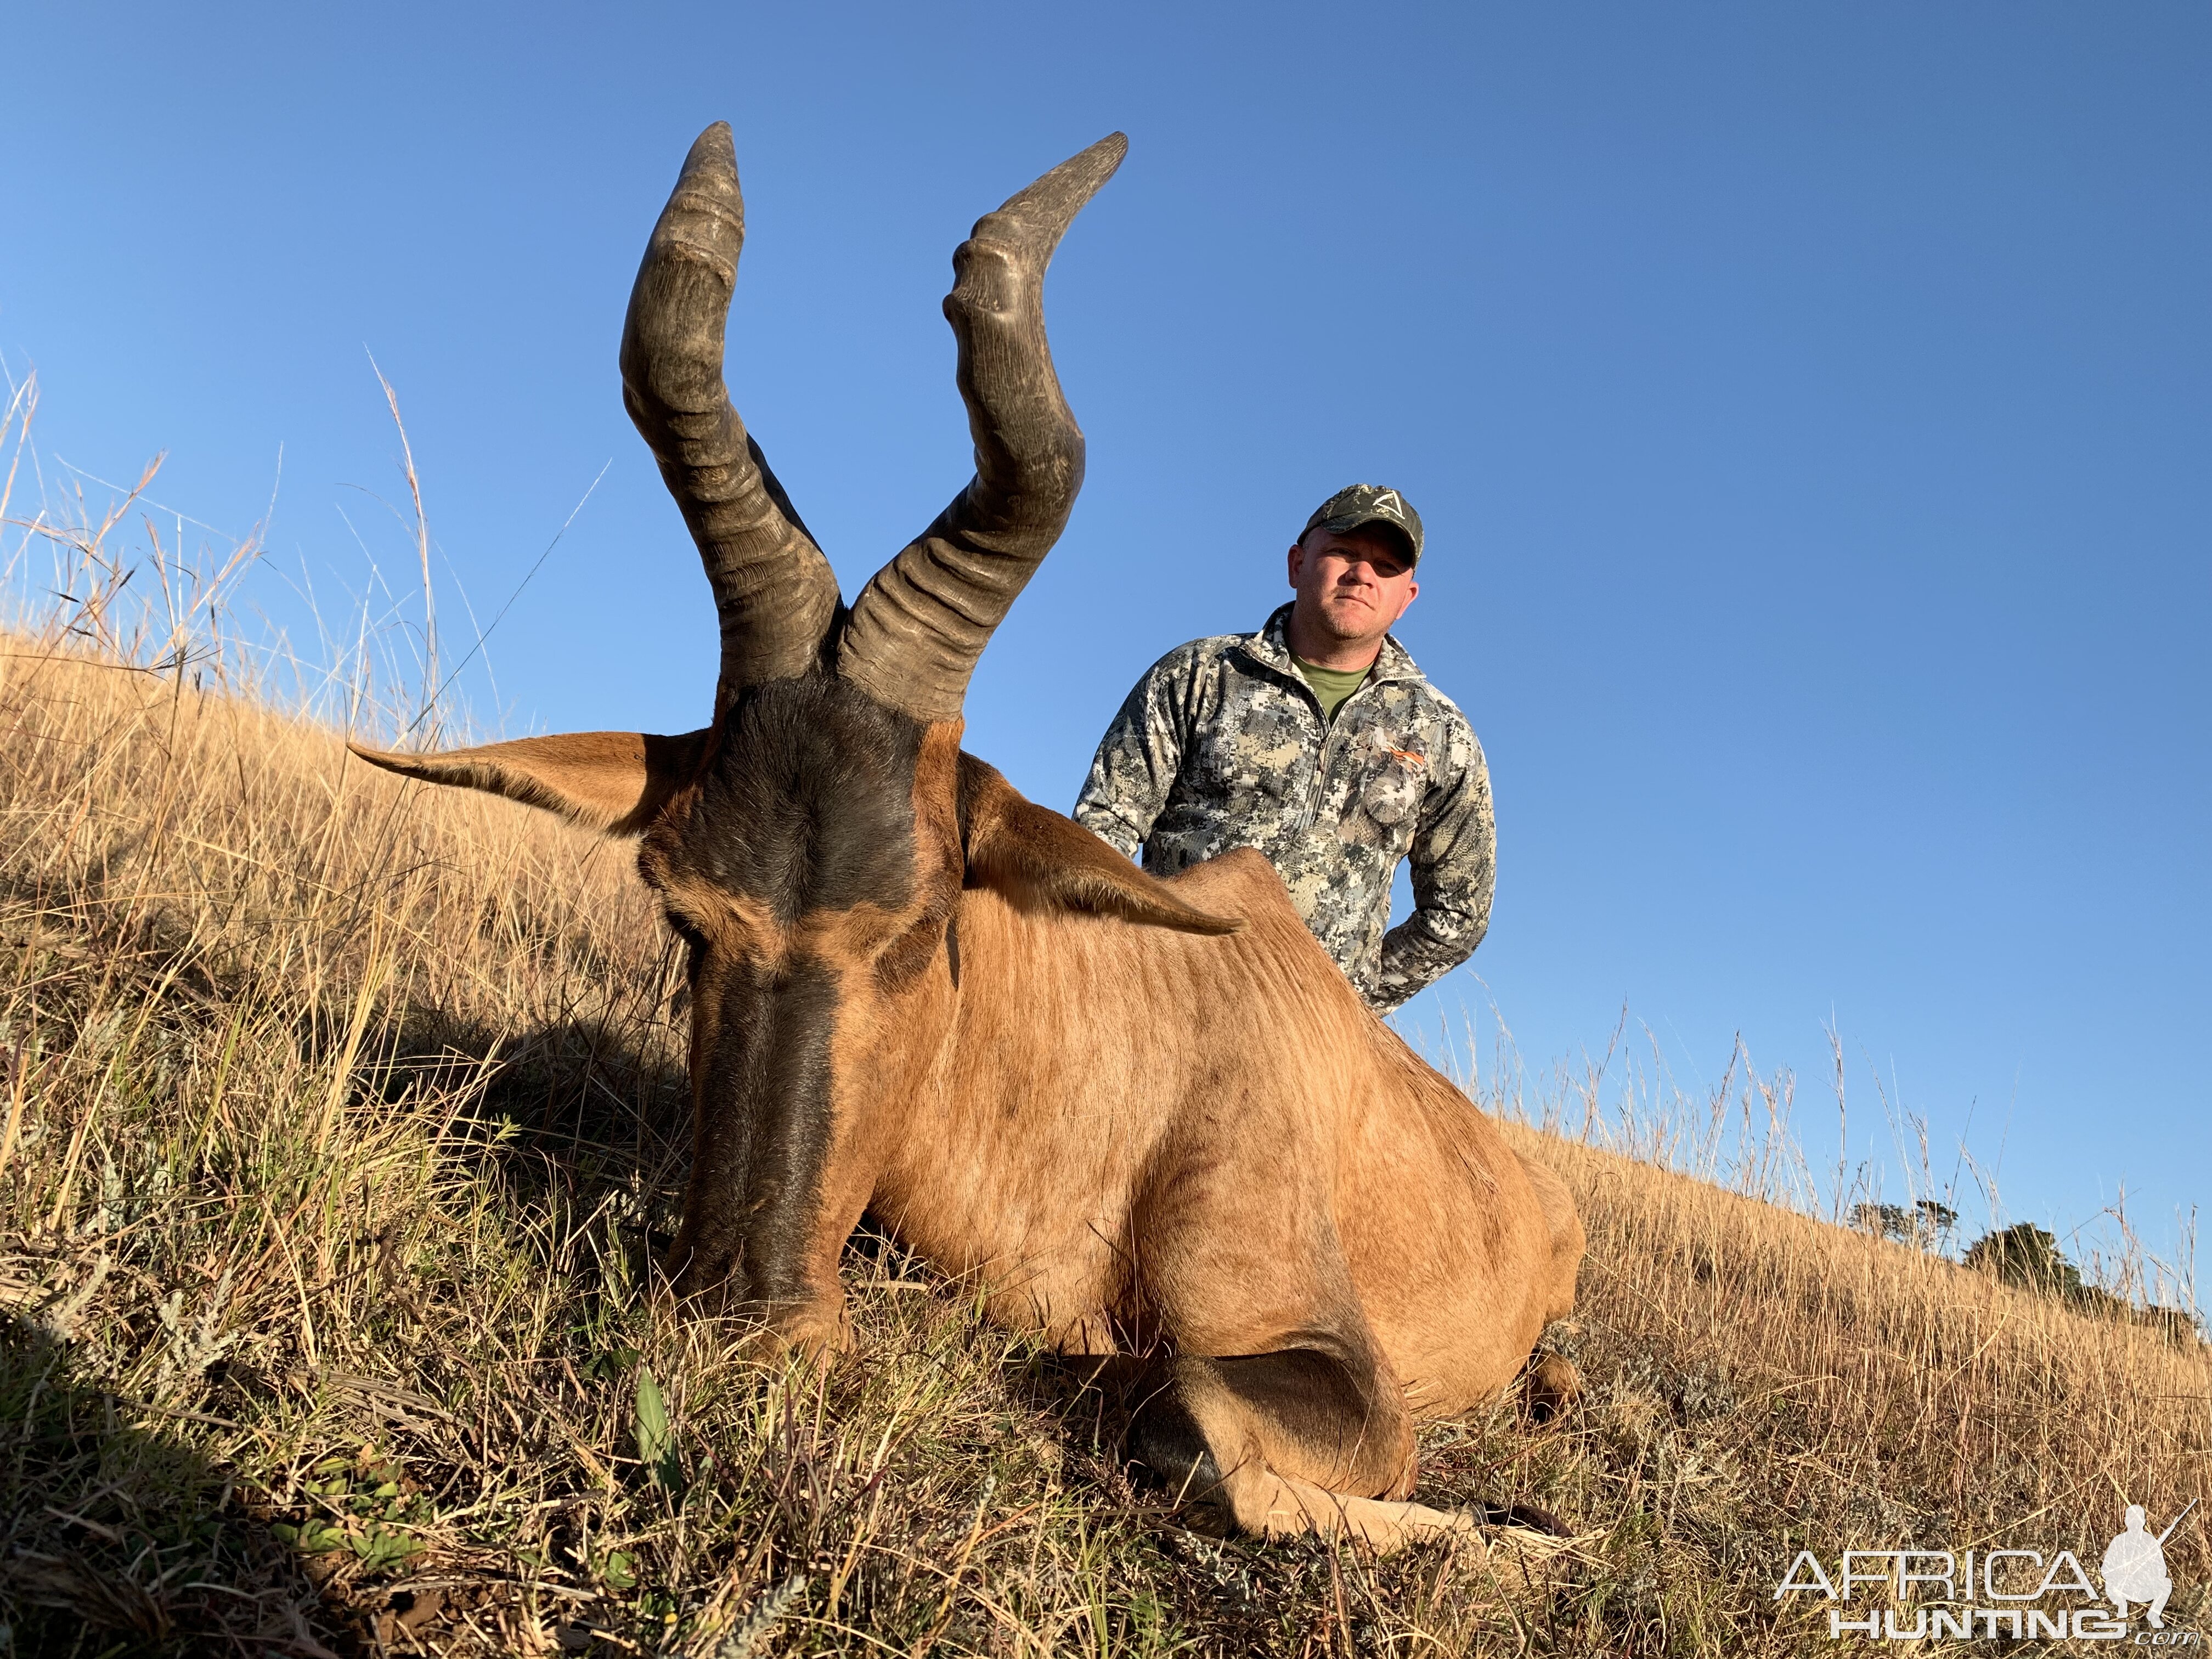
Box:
623;122;842;715
837;133;1127;722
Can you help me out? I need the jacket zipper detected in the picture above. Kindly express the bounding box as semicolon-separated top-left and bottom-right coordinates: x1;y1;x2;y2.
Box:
1301;683;1338;832
1286;656;1383;832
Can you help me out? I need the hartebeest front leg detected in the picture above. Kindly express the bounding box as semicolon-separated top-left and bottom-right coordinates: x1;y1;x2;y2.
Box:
1120;1116;1559;1551
1126;1341;1501;1551
1128;1346;1569;1549
1120;1178;1470;1549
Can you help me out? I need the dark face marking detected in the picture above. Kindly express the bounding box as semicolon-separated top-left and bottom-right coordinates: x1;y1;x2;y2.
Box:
640;672;956;1311
679;952;841;1307
675;672;927;924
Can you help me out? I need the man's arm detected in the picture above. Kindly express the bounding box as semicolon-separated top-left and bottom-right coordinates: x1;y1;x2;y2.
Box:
1368;723;1495;1014
1073;645;1195;859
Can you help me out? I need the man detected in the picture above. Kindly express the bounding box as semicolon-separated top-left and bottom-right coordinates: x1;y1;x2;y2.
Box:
1075;484;1493;1014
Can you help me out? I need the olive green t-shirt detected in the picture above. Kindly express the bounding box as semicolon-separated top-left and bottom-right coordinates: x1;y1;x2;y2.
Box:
1292;655;1371;724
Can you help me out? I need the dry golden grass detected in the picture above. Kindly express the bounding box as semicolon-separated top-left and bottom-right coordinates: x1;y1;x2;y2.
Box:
1506;1124;2210;1643
0;456;2205;1656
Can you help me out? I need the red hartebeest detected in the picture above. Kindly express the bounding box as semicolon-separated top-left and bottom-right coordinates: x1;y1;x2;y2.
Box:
352;126;1583;1548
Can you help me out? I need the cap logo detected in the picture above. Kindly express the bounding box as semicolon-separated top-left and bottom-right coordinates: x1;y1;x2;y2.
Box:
1369;489;1406;520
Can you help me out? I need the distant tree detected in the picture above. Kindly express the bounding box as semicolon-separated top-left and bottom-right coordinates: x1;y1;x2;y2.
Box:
1963;1222;2084;1296
1851;1199;1960;1249
2141;1306;2207;1348
1959;1223;2206;1346
1850;1203;1907;1240
1914;1199;1959;1240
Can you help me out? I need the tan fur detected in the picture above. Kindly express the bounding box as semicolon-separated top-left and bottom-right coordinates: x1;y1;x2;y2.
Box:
873;847;1569;1413
861;782;1583;1547
1515;1150;1585;1327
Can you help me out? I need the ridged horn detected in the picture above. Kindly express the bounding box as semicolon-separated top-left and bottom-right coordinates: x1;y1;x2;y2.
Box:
622;122;842;715
836;133;1127;722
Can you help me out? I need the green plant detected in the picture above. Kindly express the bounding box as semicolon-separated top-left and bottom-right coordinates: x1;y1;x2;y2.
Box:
634;1365;685;1502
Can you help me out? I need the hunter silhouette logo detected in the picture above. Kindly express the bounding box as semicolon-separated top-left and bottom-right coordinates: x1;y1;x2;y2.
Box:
1777;1498;2199;1642
2105;1502;2192;1630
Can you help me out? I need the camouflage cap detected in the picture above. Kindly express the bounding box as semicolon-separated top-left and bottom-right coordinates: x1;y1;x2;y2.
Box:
1301;484;1423;564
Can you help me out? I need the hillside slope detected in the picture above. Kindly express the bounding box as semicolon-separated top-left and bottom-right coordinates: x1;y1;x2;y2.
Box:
1;641;2204;1656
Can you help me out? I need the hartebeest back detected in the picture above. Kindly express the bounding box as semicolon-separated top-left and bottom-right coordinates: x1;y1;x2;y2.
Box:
352;125;1583;1549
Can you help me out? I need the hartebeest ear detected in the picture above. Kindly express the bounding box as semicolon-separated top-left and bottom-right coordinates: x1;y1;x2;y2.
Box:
956;755;1239;936
348;730;711;837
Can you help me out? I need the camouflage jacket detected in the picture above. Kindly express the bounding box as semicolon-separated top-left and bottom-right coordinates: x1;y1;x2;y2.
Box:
1074;604;1494;1013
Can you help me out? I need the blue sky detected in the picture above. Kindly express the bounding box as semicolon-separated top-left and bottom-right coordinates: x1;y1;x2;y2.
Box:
5;4;2207;1283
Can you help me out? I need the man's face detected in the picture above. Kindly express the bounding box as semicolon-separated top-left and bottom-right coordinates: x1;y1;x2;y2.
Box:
1286;527;1420;651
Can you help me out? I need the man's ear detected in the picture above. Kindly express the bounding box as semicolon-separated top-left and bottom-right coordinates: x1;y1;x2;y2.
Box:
957;754;1240;935
348;730;710;836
